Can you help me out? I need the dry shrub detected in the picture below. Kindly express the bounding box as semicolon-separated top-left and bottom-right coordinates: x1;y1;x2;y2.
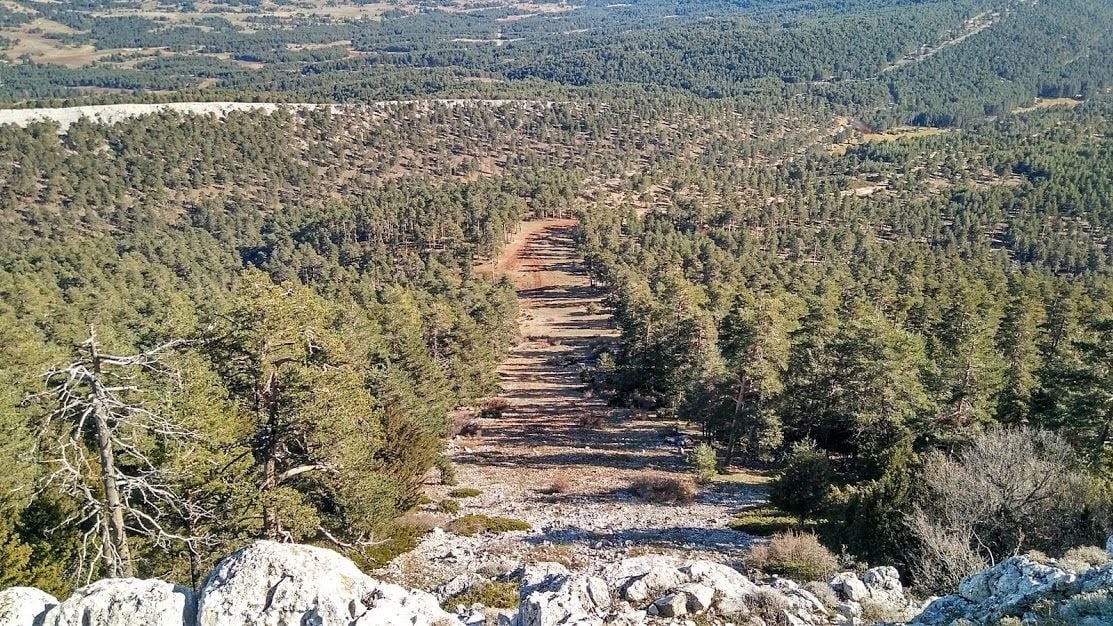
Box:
578;413;605;429
448;411;476;438
458;419;483;437
395;511;446;532
1060;545;1112;573
542;472;572;495
909;427;1087;593
746;531;838;582
743;589;791;626
803;581;839;609
479;398;511;420
860;598;911;622
630;476;697;505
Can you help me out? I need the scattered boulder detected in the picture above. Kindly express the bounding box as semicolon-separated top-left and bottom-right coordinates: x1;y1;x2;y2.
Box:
518;562;571;599
197;540;451;626
910;555;1092;625
42;578;194;626
861;566;904;604
0;587;57;626
435;573;485;602
829;573;869;603
603;558;688;604
518;571;611;626
651;593;686;618
674;583;714;614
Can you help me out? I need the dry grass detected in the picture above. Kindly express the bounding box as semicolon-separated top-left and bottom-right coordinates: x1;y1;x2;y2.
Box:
1013;97;1084;114
479;398;511;420
746;531;838;582
629;476;697;505
712;468;774;486
395;511;448;532
862;126;947;143
457;419;483;437
526;544;585;569
1059;545;1111;573
541;472;572;495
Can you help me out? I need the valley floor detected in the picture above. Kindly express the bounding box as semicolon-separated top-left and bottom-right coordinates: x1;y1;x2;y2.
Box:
383;219;763;588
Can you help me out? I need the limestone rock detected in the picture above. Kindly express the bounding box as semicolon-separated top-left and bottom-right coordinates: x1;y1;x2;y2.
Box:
911;556;1085;625
602;556;689;604
651;593;687;618
42;578;194;626
1080;562;1113;593
518;563;571;600
679;561;758;616
829;573;868;603
518;573;610;626
1106;535;1113;558
861;566;903;599
197;540;451;626
0;587;57;626
435;573;484;601
674;583;714;614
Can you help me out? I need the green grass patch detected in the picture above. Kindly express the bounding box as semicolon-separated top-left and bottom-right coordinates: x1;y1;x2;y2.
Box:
448;487;482;498
442;581;520;610
446;514;530;536
437;498;461;514
729;506;817;536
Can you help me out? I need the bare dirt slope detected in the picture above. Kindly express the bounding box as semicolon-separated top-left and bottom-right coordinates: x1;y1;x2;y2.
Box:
385;219;761;587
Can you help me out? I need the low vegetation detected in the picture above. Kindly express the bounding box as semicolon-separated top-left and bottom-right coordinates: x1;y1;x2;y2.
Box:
478;398;511;420
690;442;718;485
445;515;531;537
525;545;584;570
542;472;573;495
447;488;482;498
629;476;698;505
730;506;813;536
436;499;461;514
443;581;520;610
746;532;839;582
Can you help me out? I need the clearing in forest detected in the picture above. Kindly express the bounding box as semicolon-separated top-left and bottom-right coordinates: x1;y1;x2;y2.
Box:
386;218;762;586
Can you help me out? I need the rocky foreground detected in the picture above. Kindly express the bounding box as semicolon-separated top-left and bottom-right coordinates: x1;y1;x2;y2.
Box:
2;539;1112;626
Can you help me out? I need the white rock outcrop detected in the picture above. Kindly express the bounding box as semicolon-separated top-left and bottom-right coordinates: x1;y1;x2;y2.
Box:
42;578;194;626
910;555;1098;625
0;587;57;626
197;540;452;626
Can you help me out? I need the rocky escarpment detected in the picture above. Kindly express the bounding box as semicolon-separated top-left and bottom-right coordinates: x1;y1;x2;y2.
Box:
2;539;1112;626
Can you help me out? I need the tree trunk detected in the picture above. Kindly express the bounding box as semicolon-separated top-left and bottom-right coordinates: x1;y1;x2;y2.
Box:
88;339;133;577
260;371;280;540
724;373;748;467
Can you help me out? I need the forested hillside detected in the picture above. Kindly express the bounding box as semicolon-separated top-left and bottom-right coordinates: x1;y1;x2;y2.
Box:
577;101;1113;583
0;95;839;590
0;0;1112;619
1;0;1110;128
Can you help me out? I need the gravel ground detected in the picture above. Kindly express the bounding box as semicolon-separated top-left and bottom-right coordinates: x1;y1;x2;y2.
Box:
380;220;764;590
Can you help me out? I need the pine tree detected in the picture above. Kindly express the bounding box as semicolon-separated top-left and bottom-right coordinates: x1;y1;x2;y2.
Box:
717;291;792;465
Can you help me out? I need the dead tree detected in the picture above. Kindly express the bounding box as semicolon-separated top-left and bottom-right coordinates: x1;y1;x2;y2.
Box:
28;329;208;580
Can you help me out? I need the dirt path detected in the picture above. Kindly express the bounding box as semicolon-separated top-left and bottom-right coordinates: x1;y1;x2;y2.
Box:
384;219;761;588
